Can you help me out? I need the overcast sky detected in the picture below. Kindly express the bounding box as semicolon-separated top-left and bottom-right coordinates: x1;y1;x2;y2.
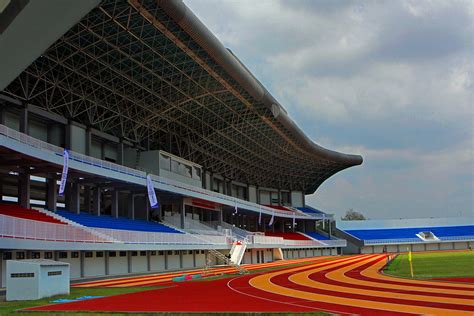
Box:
184;0;473;220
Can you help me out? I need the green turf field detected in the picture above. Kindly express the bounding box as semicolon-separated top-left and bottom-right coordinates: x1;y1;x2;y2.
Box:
384;250;474;279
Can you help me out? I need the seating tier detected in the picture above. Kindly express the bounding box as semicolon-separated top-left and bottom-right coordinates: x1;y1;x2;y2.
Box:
0;204;65;224
57;210;183;234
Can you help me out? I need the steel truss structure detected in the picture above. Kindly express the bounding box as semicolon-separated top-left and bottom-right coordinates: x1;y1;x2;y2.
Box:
2;0;362;193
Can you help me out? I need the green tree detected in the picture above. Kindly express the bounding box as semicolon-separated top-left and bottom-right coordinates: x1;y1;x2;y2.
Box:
341;208;366;220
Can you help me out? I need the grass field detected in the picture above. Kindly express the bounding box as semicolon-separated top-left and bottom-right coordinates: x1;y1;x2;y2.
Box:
384;250;474;279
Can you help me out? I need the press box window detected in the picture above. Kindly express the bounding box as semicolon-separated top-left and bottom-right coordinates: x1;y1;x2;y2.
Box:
140;251;146;256
109;251;117;257
85;252;93;258
44;252;53;259
96;252;104;258
58;252;68;259
16;252;25;260
119;251;127;257
31;252;41;259
11;273;34;278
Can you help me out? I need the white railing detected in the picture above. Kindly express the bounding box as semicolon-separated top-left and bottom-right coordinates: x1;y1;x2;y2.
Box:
283;239;327;247
0;214;110;243
250;235;284;245
93;228;228;245
0;124;311;220
320;239;347;247
220;222;254;240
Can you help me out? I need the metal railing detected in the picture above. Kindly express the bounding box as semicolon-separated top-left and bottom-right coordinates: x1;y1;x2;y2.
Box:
0;214;111;243
0;124;311;219
93;227;228;245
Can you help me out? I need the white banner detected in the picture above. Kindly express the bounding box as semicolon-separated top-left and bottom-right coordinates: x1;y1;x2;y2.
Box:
146;175;159;209
258;205;262;225
268;211;274;226
233;200;238;215
58;149;69;196
292;211;296;228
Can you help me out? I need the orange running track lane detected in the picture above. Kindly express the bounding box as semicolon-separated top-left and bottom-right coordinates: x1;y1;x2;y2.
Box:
27;254;474;315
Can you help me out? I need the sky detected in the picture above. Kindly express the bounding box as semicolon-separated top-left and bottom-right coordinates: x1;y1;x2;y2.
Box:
184;0;473;220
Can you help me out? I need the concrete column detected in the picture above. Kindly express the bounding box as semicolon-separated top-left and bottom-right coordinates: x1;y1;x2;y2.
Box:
19;106;28;134
0;107;4;124
179;251;183;269
92;186;101;216
328;220;332;237
65;123;72;150
105;252;109;275
18;172;30;208
128;193;135;219
111;190;119;218
85;128;92;156
180;200;185;229
80;251;85;278
193;250;196;267
117;140;124;165
164;251;168;270
46;178;57;211
127;251;132;273
70;182;80;214
147;251;151;271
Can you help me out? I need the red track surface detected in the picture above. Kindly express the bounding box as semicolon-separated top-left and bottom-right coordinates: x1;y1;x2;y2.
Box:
27;254;474;315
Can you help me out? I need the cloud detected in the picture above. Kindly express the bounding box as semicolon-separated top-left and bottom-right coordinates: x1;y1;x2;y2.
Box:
185;0;474;219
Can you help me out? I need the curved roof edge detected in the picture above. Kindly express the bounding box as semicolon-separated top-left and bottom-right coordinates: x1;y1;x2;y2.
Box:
156;0;363;167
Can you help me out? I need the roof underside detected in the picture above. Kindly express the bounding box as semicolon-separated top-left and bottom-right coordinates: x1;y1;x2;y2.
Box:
1;0;362;194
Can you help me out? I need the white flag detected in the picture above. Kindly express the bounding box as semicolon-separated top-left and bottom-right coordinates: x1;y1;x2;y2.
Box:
146;175;159;209
292;211;296;228
233;200;238;215
268;211;274;226
258;205;262;225
58;149;69;196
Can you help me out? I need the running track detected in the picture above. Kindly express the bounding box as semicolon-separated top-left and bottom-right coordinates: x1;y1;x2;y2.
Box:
27;254;474;315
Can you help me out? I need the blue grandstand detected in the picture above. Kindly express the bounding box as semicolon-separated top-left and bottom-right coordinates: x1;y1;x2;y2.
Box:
305;231;331;240
57;211;182;234
345;225;474;241
297;206;326;215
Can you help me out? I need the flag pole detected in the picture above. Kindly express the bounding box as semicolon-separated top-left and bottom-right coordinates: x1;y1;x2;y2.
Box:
408;248;414;278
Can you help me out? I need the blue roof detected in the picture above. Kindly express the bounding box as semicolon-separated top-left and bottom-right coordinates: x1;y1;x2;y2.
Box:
57;211;183;234
345;225;474;241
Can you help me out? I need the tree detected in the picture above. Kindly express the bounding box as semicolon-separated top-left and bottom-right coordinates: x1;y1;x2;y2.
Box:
341;209;366;221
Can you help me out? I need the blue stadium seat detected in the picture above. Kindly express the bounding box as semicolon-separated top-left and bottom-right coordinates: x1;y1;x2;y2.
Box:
57;210;183;234
297;206;325;215
305;231;330;240
345;225;474;241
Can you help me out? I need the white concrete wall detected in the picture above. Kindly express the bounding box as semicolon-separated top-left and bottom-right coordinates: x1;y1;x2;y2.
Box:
387;245;399;252
248;186;257;203
412;244;425;252
108;254;128;275
426;243;439;251
70;124;86;154
150;253;166;271
440;242;453;250
182;251;194;269
454;242;467;250
259;191;270;205
167;253;180;270
131;253;147;273
83;253;105;277
195;252;206;267
290;191;303;208
60;252;81;279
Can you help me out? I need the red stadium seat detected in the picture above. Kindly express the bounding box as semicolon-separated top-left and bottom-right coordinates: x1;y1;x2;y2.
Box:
0;204;65;224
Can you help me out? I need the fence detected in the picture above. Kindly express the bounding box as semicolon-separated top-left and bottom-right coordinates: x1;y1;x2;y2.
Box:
0;214;110;243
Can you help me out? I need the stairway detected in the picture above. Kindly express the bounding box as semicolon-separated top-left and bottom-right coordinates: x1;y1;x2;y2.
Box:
207;249;248;274
229;240;247;265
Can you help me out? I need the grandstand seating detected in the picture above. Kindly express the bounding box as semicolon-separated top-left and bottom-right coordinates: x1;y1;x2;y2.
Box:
0;204;65;224
56;211;182;234
345;225;474;241
297;206;325;215
305;231;330;240
264;232;310;240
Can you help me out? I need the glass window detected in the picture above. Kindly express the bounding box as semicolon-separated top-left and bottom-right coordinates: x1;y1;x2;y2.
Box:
58;252;68;259
96;252;104;258
44;252;53;259
71;252;79;258
109;251;116;257
31;252;41;259
193;166;202;180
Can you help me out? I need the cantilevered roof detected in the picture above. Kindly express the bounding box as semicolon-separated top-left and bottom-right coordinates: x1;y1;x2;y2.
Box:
1;0;362;194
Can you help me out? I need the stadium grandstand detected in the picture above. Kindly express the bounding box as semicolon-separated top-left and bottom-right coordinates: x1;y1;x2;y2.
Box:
0;0;359;285
336;217;474;254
